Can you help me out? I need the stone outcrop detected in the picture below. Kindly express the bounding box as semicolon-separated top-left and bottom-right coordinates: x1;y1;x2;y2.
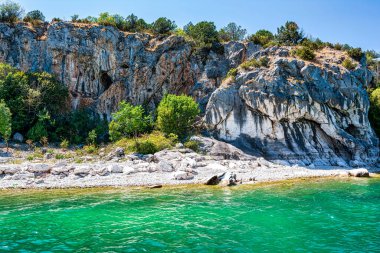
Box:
205;47;379;166
0;22;251;117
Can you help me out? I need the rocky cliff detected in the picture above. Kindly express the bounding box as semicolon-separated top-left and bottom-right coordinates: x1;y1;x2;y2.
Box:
0;21;255;118
205;47;379;167
0;22;378;166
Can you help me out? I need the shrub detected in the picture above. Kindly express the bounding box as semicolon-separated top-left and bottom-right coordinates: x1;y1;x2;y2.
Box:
301;38;325;50
334;43;343;50
71;14;79;22
83;145;97;154
151;17;176;35
40;136;48;147
0;100;11;150
23;10;45;22
226;68;238;78
136;140;157;154
293;46;316;61
55;154;64;160
109;101;152;141
87;129;97;145
52;17;62;22
342;59;357;70
369;88;380;137
248;30;274;47
186;21;219;48
60;139;69;149
125;14;149;32
26;110;51;142
156;94;200;139
114;131;177;154
240;57;270;70
276;21;304;45
0;0;23;23
347;47;363;62
184;140;199;152
218;22;247;41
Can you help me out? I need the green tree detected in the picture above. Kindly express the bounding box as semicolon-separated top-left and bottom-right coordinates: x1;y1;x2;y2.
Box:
151;17;176;35
0;0;23;23
125;14;149;32
156;94;200;139
276;21;304;45
369;88;380;137
219;22;247;41
87;129;97;146
109;102;152;141
23;10;45;22
0;100;11;151
186;21;219;48
26;109;51;142
248;30;274;47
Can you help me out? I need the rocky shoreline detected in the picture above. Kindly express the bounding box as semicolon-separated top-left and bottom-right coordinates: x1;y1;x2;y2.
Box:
0;137;377;190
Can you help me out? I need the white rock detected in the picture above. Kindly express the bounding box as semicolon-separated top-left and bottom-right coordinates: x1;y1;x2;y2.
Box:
348;169;369;177
108;164;123;173
173;171;194;180
26;164;50;173
158;161;174;172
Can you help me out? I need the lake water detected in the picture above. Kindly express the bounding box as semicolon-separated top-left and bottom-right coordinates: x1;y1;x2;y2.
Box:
0;179;379;252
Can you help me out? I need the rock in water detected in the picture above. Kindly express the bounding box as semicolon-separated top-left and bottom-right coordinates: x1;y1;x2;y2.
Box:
205;47;379;167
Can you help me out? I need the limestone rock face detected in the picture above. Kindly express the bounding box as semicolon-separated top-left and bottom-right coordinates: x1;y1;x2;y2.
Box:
0;22;250;117
205;47;379;166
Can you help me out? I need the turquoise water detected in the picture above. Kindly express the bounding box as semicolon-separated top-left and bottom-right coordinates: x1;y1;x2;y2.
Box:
0;179;379;252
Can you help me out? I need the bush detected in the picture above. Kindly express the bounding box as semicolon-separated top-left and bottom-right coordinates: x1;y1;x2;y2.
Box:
293;46;316;61
114;131;177;154
248;30;274;47
23;10;45;22
184;140;199;152
151;17;176;35
0;100;11;149
83;145;97;154
60;139;69;149
0;0;23;23
186;21;219;48
301;38;325;50
276;21;304;45
369;88;380;137
109;101;152;141
125;14;149;32
347;47;363;62
218;22;247;41
226;68;238;78
157;94;200;139
240;57;270;70
87;129;97;145
342;59;357;70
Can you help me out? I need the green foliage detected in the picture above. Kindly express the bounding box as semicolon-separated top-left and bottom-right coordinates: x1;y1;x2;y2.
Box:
157;94;200;139
369;88;380;137
60;139;69;149
184;140;199;152
151;17;176;35
218;22;247;41
55;153;65;160
240;57;270;70
248;30;274;47
0;100;11;145
0;64;68;134
71;14;79;22
301;38;325;50
109;102;152;141
83;145;97;154
0;0;23;23
26;110;51;142
23;10;45;22
87;129;97;145
276;21;304;45
342;58;357;70
52;17;62;22
185;21;219;48
226;68;238;78
54;109;108;144
347;47;363;62
114;131;177;155
293;46;316;61
125;14;149;32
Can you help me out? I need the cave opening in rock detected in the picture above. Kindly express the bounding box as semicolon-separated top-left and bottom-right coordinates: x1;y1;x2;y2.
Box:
100;71;113;91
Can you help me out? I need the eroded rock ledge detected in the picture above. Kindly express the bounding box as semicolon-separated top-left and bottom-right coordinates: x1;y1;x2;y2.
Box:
205;47;379;167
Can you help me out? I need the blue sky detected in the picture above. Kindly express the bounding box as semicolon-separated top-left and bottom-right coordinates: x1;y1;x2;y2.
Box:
15;0;380;52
